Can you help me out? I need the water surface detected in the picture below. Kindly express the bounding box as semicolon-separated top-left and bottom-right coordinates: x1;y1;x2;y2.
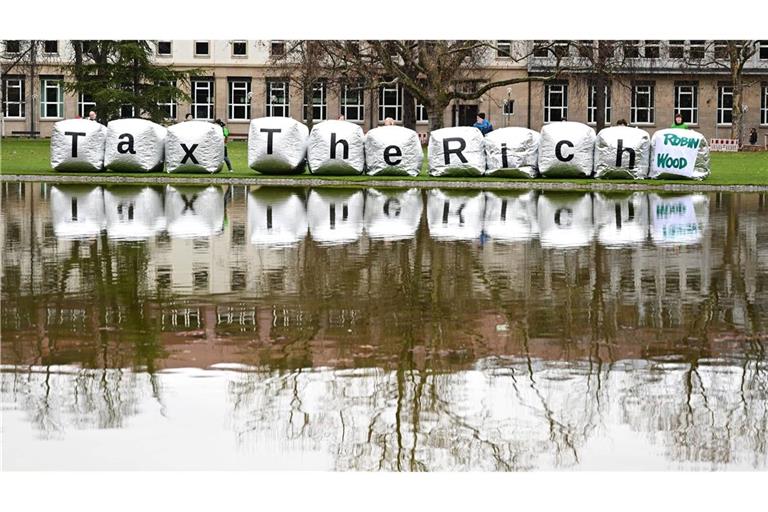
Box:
2;182;766;470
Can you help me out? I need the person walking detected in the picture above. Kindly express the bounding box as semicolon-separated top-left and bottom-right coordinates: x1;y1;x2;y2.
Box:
216;119;234;172
749;128;758;146
671;113;688;129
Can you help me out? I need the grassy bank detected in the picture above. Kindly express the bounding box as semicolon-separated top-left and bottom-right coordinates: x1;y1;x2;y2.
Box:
2;137;767;186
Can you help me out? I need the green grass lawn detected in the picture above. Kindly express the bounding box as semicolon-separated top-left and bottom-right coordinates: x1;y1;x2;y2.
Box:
2;137;767;186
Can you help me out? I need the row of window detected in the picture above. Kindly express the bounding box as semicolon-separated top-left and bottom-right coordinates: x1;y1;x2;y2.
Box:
155;40;286;58
543;81;768;126
0;77;430;123
528;40;768;61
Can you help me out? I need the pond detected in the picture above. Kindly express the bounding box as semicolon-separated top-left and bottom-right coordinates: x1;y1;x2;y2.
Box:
1;182;766;470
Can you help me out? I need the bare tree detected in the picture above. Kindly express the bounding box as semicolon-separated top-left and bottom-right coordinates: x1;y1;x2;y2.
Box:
1;41;51;137
686;41;759;144
326;40;566;130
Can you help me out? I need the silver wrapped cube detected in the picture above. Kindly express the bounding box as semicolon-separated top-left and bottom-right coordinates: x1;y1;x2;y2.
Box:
165;121;224;174
593;192;649;246
593;126;650;179
483;190;539;242
648;128;710;180
248;187;309;246
426;189;485;241
538;122;596;178
537;192;595;248
248;116;309;174
307;188;365;244
50;119;107;172
428;127;485;177
364;126;423;176
104;186;166;239
50;185;105;239
165;185;225;237
364;188;423;240
484;127;540;178
307;120;365;175
649;193;709;245
104;119;167;172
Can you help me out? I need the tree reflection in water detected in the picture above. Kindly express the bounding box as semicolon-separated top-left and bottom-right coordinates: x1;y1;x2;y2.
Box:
1;182;766;469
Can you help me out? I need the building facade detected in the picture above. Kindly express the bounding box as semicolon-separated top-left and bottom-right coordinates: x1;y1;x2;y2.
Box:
2;40;767;142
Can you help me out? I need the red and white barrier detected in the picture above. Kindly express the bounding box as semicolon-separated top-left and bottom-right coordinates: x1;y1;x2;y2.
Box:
710;138;739;152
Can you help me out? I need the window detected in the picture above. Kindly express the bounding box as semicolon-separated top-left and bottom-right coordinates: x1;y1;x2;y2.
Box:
553;41;569;58
503;99;514;116
4;40;20;54
644;40;660;58
497;40;511;58
270;40;285;57
416;101;428;123
194;41;210;56
762;84;768;125
674;82;698;125
78;92;96;118
43;40;58;54
717;84;733;125
120;84;135;118
543;81;568;123
232;41;247;57
157;81;177;120
668;40;685;59
191;78;214;119
533;41;549;58
714;42;728;60
157;41;172;56
2;77;25;118
228;78;251;120
266;80;289;117
587;83;611;124
303;81;326;121
341;82;364;122
689;40;706;60
759;41;768;60
379;83;402;122
631;82;655;124
623;40;640;58
40;78;63;118
576;41;593;59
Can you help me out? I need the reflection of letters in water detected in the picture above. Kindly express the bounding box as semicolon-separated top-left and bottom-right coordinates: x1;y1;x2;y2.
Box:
247;189;308;246
307;189;365;244
537;193;595;248
104;187;165;240
594;193;649;246
165;186;225;238
650;194;706;245
50;185;106;239
426;189;485;241
483;191;539;242
364;188;423;241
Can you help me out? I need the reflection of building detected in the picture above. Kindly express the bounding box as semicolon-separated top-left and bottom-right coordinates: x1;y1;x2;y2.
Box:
426;189;485;241
50;185;105;239
307;188;365;245
247;187;308;246
537;192;594;248
483;190;539;242
363;188;423;241
104;186;165;240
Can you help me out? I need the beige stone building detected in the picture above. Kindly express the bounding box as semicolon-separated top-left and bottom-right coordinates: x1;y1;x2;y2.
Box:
2;40;767;143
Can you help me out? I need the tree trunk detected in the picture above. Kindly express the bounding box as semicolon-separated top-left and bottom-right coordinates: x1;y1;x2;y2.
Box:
594;75;606;133
427;102;447;131
304;83;314;130
402;87;416;130
731;69;744;145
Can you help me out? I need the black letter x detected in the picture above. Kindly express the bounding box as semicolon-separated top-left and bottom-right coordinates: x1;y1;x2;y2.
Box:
180;143;199;164
181;194;198;213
